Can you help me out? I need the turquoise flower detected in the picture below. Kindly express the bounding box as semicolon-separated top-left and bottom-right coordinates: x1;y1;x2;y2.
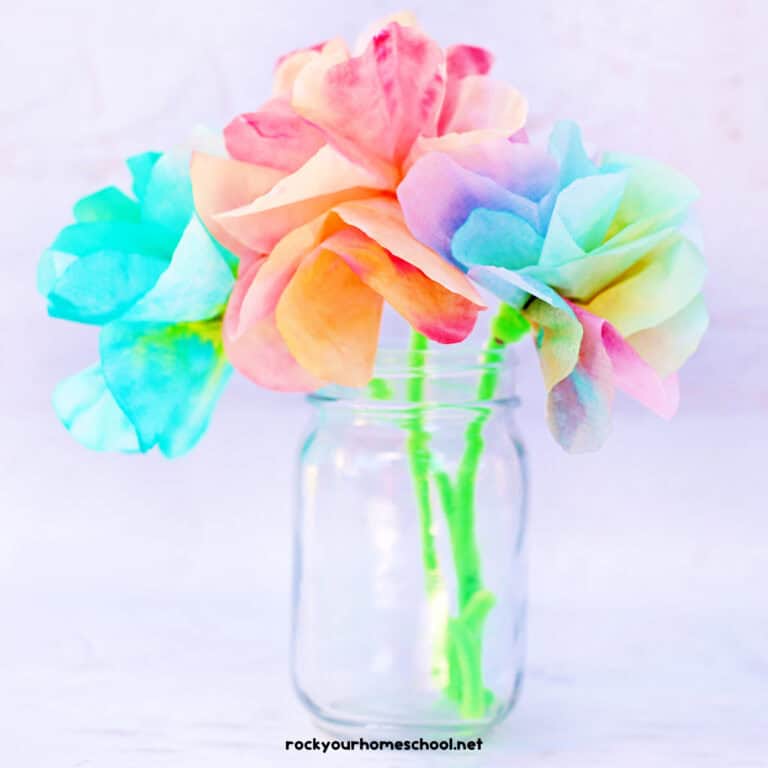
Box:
39;144;236;457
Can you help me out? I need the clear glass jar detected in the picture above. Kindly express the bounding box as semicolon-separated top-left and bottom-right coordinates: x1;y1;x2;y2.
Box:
292;346;528;737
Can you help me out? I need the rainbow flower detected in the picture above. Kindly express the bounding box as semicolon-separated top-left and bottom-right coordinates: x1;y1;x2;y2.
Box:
398;121;708;450
191;16;526;389
38;139;236;456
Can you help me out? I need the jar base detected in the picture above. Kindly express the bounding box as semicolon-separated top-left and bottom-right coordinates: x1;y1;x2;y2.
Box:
298;673;523;740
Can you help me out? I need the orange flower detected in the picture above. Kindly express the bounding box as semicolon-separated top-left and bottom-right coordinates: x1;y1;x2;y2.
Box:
192;19;527;389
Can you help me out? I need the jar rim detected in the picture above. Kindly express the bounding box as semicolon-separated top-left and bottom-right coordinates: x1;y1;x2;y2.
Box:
308;344;519;408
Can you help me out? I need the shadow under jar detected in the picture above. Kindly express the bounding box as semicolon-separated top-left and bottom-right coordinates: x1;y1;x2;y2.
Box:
292;345;528;737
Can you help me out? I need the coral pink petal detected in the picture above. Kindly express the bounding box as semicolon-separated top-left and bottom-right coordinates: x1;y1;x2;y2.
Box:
323;228;479;343
234;217;331;336
439;44;494;133
215;145;388;253
224;99;327;173
292;22;445;173
190;152;284;259
333;197;485;308
273;38;348;98
223;256;322;392
441;75;527;135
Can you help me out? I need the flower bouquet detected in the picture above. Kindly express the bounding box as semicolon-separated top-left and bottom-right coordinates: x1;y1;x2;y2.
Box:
39;12;707;735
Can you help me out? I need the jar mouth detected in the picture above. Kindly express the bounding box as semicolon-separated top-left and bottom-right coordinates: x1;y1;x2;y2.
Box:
309;344;519;408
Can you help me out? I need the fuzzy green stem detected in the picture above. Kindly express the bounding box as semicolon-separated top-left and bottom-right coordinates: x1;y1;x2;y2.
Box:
406;331;449;684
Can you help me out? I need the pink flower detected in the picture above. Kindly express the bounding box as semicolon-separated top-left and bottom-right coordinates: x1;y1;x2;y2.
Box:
192;18;526;388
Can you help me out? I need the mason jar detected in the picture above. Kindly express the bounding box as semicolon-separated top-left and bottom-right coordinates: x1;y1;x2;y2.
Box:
292;346;528;737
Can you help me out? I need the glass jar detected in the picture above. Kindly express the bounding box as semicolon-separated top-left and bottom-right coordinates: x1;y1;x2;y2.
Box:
292;346;528;737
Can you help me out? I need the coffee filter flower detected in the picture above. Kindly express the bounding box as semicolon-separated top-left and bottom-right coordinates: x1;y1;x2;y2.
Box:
39;136;237;457
191;17;527;390
398;121;708;451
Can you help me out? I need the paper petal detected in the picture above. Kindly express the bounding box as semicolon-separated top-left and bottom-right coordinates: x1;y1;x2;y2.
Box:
586;236;706;336
73;187;140;223
548;304;680;453
120;216;235;323
190;152;284;259
223;254;322;392
399;151;539;259
540;172;628;260
39;246;168;324
53;364;140;453
467;266;581;389
276;248;383;387
332;196;485;307
100;320;231;457
547;311;614;453
439;75;527;136
216;145;387;253
548;121;597;189
627;294;709;377
438;44;494;134
292;22;444;172
126;151;162;200
273;38;349;98
601;152;699;241
233;217;329;336
324;227;479;343
224;98;326;173
452;208;544;271
141;149;196;239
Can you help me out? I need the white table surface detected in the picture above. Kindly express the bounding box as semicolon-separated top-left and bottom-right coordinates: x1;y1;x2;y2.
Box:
2;375;765;767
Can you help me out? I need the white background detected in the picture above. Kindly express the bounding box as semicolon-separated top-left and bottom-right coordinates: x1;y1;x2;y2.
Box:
1;0;766;765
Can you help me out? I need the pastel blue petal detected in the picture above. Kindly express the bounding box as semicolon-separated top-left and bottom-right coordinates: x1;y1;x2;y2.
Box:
141;149;194;239
53;364;141;452
40;249;168;324
548;120;597;187
120;216;235;323
541;172;628;260
73;187;140;223
397;151;539;260
452;209;544;271
100;320;231;458
127;151;162;200
468;265;574;314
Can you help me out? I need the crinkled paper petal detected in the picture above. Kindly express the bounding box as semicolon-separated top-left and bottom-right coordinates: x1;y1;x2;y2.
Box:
223;254;322;391
216;145;387;253
439;75;527;136
627;295;709;377
323;227;479;343
141;149;196;240
292;22;444;173
332;196;484;307
548;304;679;453
452;207;544;271
586;236;706;336
100;320;231;458
399;151;541;259
39;245;168;325
467;266;582;389
73;187;140;223
190;152;284;259
53;364;140;453
276;248;383;387
540;172;628;260
120;216;235;323
224;98;326;173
